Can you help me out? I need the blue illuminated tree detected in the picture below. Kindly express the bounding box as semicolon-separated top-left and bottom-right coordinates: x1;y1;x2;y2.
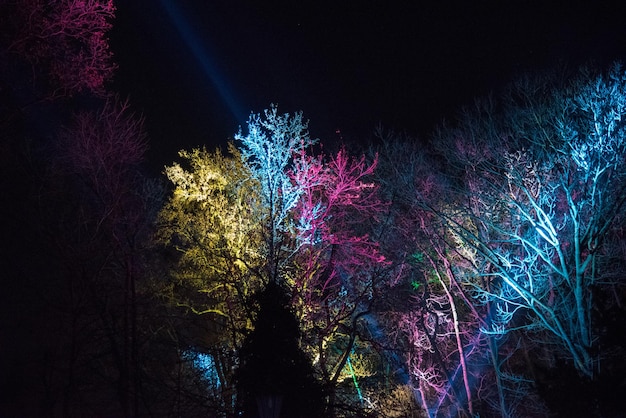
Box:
235;104;315;284
234;107;391;414
433;64;626;380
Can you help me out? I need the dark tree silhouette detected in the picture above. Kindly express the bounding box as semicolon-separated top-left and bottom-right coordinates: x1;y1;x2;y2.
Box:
236;282;326;418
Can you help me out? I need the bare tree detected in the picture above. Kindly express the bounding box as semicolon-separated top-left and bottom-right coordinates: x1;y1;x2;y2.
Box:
372;133;549;418
433;65;626;379
50;96;150;416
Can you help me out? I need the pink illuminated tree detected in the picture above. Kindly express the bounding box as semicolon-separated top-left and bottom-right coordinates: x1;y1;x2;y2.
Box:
290;147;388;409
6;0;117;96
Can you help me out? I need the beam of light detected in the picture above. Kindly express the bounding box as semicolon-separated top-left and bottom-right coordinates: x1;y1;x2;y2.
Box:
346;355;364;405
157;0;247;124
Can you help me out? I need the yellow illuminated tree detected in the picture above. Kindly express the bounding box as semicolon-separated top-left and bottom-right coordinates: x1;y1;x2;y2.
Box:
157;144;265;412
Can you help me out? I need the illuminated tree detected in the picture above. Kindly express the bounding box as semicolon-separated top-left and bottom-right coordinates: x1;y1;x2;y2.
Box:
371;139;473;417
4;0;117;96
158;144;264;413
159;107;320;414
289;146;388;414
433;64;626;380
372;135;549;418
234;104;315;284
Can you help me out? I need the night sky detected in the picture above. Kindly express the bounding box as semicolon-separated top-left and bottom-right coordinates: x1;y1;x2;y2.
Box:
111;1;626;172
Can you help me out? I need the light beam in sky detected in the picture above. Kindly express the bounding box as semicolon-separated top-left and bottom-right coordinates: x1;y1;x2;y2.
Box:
158;0;247;124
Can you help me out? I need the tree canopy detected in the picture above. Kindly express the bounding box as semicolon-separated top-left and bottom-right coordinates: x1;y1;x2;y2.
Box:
1;1;625;415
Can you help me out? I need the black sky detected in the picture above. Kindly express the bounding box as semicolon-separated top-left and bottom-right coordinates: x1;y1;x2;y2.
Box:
111;1;626;172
